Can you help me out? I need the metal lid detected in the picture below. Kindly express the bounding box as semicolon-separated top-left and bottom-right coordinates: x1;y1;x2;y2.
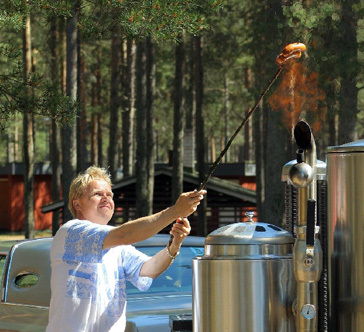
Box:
205;213;294;246
326;139;364;153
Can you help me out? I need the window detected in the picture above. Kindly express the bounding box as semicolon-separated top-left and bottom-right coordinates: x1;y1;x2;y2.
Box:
126;246;204;295
0;254;7;279
13;271;40;288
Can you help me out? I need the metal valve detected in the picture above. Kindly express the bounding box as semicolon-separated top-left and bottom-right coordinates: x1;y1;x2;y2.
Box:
245;211;255;223
289;150;314;188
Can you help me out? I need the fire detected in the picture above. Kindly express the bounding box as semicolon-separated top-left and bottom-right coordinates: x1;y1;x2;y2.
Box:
268;61;326;135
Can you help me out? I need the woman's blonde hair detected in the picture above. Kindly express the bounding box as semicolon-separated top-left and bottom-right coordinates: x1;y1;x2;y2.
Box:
68;166;112;218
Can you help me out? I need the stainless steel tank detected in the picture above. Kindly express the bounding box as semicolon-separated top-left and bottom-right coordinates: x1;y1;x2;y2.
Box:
192;213;296;332
326;140;364;332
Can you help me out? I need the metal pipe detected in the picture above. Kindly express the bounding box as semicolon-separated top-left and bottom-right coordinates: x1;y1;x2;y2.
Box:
298;187;308;226
291;121;323;332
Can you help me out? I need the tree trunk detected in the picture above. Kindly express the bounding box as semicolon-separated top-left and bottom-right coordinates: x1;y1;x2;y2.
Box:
263;0;286;227
223;73;229;163
184;37;196;173
243;68;254;162
252;0;285;224
338;0;358;144
95;49;104;167
326;83;338;147
22;5;35;239
108;27;121;179
194;36;207;236
135;40;149;217
97;115;104;167
7;126;13;163
145;38;155;213
254;100;265;220
51;119;61;234
91;79;98;165
172;37;185;202
122;38;136;178
243;117;254;161
7;114;19;163
91;48;103;167
49;17;61;235
62;6;78;222
77;38;88;172
59;18;66;95
264;102;286;226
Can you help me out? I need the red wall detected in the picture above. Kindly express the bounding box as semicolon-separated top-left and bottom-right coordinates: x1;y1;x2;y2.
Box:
0;176;12;231
0;175;52;232
34;175;53;230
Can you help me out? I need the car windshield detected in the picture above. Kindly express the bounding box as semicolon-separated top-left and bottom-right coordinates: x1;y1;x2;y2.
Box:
126;246;204;295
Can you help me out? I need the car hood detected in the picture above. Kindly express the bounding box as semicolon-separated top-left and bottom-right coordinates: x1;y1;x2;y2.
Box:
126;292;192;332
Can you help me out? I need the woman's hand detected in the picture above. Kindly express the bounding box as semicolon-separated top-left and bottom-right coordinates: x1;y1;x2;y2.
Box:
169;217;191;254
172;190;206;218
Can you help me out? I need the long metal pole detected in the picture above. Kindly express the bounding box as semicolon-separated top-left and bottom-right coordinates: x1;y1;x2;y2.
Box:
198;42;307;190
169;43;306;245
198;65;285;190
169;65;285;246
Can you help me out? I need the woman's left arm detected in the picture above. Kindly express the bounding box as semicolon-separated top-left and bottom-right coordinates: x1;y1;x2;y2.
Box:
139;218;191;278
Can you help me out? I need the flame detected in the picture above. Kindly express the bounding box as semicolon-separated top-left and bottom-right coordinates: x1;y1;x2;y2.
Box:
268;61;326;135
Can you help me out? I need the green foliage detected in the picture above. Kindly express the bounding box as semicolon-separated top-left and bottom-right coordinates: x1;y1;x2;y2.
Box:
35;81;79;123
28;0;222;42
0;0;28;19
79;0;221;41
0;0;79;130
284;1;340;31
0;12;24;31
0;72;78;128
1;0;364;164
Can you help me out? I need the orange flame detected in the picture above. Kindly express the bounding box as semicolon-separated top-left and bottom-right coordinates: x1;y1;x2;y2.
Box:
268;61;326;135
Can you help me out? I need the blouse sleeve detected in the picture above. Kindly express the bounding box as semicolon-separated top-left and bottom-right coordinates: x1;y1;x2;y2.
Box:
62;220;112;263
121;245;153;291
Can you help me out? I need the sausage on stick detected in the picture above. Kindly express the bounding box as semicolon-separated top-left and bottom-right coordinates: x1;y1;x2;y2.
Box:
276;43;306;66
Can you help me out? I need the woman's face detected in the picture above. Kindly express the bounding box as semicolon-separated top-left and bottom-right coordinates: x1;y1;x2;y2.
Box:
73;179;115;225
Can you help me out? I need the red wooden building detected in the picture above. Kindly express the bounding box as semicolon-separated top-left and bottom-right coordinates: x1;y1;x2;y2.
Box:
0;163;53;232
1;162;256;234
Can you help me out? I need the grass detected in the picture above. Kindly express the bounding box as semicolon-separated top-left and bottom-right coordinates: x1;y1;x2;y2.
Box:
0;230;52;241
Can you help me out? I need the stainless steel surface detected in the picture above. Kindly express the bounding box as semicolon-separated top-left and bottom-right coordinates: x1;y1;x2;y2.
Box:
205;243;292;257
193;258;295;332
327;139;364;152
289;121;322;332
293;228;322;332
282;159;327;182
326;139;364;332
193;220;295;332
289;161;314;188
205;221;294;245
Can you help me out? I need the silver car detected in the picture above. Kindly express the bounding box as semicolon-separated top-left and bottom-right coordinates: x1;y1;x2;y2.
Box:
0;234;204;331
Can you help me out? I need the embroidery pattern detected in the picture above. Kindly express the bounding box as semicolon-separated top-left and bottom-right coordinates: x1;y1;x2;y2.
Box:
60;220;152;325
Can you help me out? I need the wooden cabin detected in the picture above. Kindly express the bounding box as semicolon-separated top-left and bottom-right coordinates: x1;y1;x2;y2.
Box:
0;163;53;232
42;165;256;236
0;162;256;234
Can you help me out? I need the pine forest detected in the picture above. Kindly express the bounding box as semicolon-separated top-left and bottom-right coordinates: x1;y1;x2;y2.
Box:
0;0;363;237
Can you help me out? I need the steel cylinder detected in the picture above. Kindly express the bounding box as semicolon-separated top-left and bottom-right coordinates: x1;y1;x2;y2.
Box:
326;140;364;332
192;221;296;332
